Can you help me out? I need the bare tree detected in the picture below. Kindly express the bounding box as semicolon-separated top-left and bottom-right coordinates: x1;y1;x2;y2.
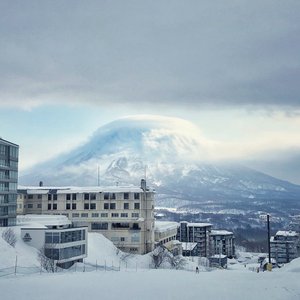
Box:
38;246;58;273
2;228;17;247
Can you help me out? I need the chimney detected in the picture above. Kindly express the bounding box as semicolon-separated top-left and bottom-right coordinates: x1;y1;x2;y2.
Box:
39;181;43;187
141;179;146;191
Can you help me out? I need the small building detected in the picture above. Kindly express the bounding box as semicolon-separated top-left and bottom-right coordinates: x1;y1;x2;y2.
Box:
19;215;88;269
209;254;227;268
155;221;181;255
270;230;300;264
210;230;235;258
182;242;198;257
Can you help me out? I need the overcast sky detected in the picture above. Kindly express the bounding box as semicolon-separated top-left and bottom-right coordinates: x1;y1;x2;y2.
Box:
1;1;300;184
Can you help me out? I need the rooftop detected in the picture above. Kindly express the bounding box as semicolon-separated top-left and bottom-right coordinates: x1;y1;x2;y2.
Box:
17;214;72;227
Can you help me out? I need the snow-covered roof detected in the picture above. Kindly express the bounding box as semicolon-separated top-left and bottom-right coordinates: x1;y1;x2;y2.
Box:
17;214;71;227
210;230;233;236
276;231;299;237
210;254;227;259
182;242;197;251
187;222;212;227
155;221;178;232
18;185;154;193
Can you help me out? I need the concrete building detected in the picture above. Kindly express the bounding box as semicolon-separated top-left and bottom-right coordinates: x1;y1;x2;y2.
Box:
0;138;19;227
270;230;300;264
154;221;182;255
19;215;87;268
177;221;212;257
18;180;155;254
210;230;235;258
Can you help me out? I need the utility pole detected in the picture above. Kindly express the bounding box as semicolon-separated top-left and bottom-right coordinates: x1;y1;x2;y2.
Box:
267;214;271;264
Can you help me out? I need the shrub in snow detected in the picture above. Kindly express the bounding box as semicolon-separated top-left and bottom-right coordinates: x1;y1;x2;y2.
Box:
2;228;17;247
38;247;58;273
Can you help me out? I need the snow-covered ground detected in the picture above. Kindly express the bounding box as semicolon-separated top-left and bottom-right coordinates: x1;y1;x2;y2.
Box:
1;226;300;300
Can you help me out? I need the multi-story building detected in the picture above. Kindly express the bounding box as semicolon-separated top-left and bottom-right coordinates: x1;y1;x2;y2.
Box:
210;230;235;258
270;230;300;264
0;138;19;227
177;221;212;257
18;179;155;254
19;214;87;269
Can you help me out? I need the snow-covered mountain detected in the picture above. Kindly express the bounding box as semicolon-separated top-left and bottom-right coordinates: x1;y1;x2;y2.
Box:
20;115;300;215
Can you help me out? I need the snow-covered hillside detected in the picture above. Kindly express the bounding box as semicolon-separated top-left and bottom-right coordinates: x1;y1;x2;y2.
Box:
1;225;300;300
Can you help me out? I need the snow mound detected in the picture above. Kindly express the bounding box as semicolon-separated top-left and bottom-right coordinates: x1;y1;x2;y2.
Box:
280;258;300;273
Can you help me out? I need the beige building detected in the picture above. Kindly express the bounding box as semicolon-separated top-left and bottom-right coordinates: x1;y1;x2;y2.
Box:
18;180;155;254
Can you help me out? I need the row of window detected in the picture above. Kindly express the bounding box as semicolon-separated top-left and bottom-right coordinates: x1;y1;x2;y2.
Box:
46;192;140;201
45;230;86;244
69;212;140;218
44;244;86;260
0;159;18;168
46;202;140;211
0;182;17;191
91;222;141;231
0;145;18;159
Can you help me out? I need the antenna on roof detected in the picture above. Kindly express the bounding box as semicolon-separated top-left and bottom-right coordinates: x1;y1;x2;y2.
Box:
97;165;100;187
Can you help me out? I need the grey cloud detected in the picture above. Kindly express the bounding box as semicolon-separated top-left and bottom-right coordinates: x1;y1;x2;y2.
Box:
1;0;300;110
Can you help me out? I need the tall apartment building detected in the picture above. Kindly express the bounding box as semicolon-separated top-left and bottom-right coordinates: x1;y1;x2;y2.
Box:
177;221;212;257
210;230;235;258
270;230;300;264
0;138;19;227
18;180;155;254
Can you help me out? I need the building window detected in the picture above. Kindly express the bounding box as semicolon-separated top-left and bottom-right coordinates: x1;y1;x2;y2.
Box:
72;203;76;210
90;203;96;210
101;213;108;218
72;194;77;201
132;213;139;218
104;193;109;200
124;193;129;200
121;213;128;218
72;213;79;218
28;195;33;200
90;193;96;200
84;203;89;210
53;203;57;210
66;203;71;210
104;203;109;210
112;223;129;229
27;204;33;208
124;203;129;209
120;237;125;242
38;194;42;199
48;204;51;210
37;204;42;209
66;194;71;201
111;213;119;218
92;213;99;218
134;193;140;200
91;222;108;230
53;194;57;201
81;213;88;218
84;193;89;200
48;194;52;201
134;203;140;210
110;203;116;210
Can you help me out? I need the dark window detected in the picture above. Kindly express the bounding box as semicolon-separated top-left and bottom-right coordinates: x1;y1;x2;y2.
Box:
90;203;96;210
91;222;108;230
134;193;140;200
111;193;116;200
112;223;129;229
38;194;42;199
134;203;140;210
124;203;129;209
72;203;77;210
72;194;77;200
28;204;33;208
28;195;33;199
104;203;109;210
37;204;42;208
90;193;96;200
66;203;71;210
104;193;109;200
124;193;129;200
48;204;51;210
84;193;89;200
110;203;116;210
53;194;57;201
66;194;71;201
84;203;89;210
53;203;57;210
48;194;52;201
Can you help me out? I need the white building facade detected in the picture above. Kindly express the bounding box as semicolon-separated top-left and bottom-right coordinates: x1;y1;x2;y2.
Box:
210;230;235;258
18;180;155;254
19;215;87;268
